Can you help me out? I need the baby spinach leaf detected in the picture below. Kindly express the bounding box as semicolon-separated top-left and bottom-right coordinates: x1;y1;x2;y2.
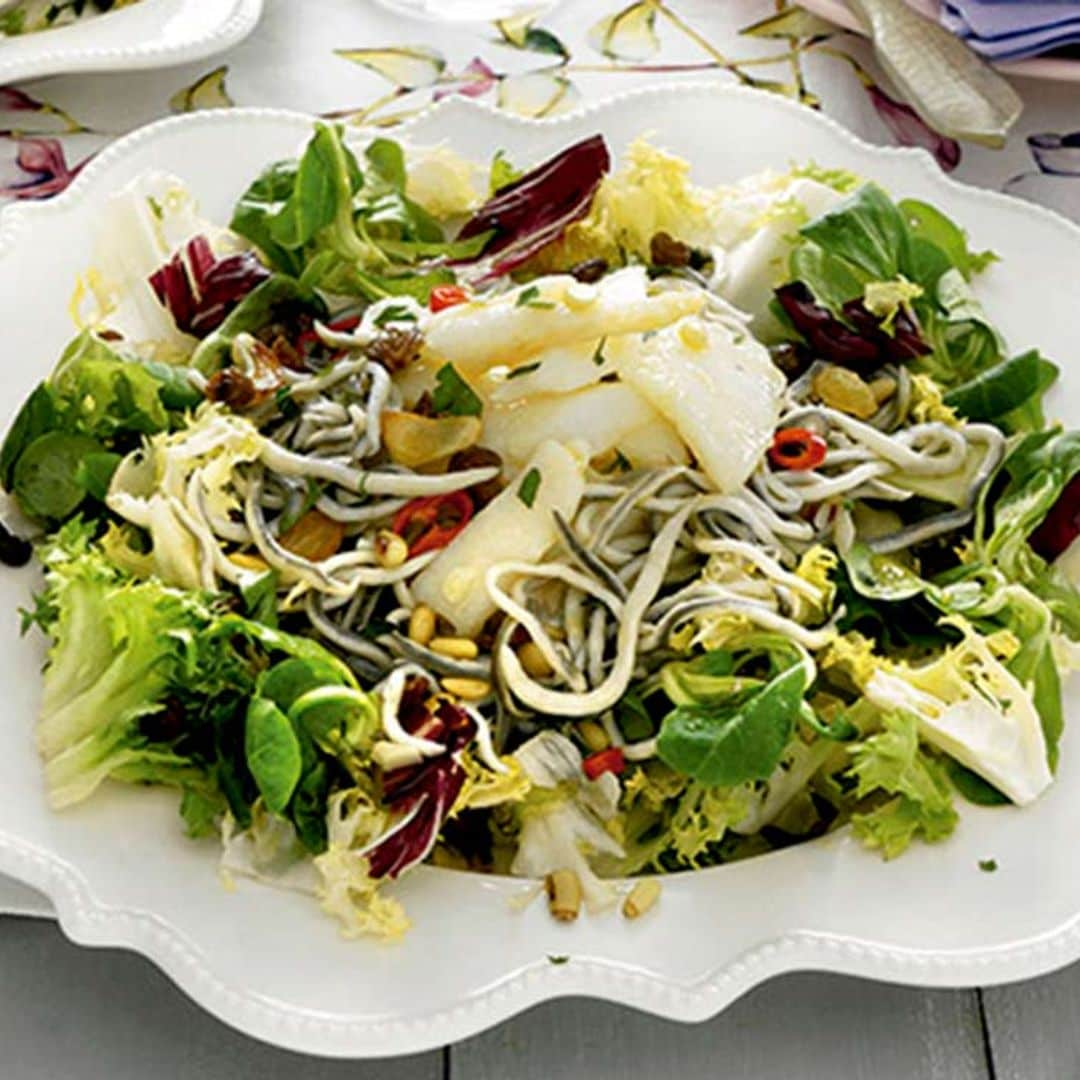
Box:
257;656;347;711
142;361;204;411
799;183;907;282
947;759;1010;806
244;696;303;814
944;348;1057;425
240;570;280;629
269;122;362;251
364;137;406;192
231;160;304;275
0;383;57;489
74;451;122;502
657;662;806;787
898;198;996;280
291;760;331;853
13;431;103;521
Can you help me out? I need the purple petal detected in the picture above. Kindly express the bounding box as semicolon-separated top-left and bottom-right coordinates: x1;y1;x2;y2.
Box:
866;85;962;173
433;56;498;102
0;87;42;112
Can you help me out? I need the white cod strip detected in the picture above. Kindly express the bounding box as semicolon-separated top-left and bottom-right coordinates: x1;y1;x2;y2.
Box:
609;315;785;494
422;266;703;377
411;440;588;636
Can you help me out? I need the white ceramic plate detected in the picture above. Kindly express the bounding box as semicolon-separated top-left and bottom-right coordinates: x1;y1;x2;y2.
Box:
1;85;1079;1058
798;0;1080;82
0;0;262;84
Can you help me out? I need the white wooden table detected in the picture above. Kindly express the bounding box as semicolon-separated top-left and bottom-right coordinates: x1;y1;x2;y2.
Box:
2;0;1078;1074
1;898;1075;1078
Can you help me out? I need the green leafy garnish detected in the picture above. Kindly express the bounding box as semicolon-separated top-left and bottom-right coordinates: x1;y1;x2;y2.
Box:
517;468;542;508
506;360;542;380
515;285;555;310
431;363;483;418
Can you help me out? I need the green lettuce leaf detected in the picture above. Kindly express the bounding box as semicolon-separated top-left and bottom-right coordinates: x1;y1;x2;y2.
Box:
847;711;958;859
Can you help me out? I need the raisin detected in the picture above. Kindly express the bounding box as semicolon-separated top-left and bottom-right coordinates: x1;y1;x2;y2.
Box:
569;258;609;284
205;368;256;409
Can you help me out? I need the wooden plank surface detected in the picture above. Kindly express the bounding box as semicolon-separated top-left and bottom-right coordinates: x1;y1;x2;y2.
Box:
983;963;1080;1080
452;975;990;1080
0;918;441;1079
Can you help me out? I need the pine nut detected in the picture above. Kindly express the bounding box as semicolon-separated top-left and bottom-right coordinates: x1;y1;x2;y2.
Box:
868;375;898;405
408;604;436;646
577;720;609;753
430;636;479;660
622;878;661;920
228;552;270;572
374;529;408;569
517;641;554;678
545;869;582;922
440;677;491;701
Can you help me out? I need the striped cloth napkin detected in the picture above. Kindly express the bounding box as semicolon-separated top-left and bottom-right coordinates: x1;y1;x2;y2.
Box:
940;0;1080;59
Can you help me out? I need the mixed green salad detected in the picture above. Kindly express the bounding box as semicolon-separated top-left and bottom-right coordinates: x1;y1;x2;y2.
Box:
4;125;1078;938
0;0;139;36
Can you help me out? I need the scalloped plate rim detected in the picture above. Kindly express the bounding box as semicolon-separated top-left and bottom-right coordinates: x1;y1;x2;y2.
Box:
1;84;1079;1058
0;0;263;83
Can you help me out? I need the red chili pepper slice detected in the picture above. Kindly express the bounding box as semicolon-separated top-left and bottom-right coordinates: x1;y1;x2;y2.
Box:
583;747;625;781
391;491;474;556
768;427;828;471
429;284;470;313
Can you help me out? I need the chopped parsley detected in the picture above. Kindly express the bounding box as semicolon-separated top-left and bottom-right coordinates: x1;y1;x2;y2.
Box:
547;954;570;966
515;285;555;310
373;303;417;327
592;338;607;366
517;467;542;508
431;363;483;418
277;478;323;532
275;385;300;420
978;858;998;873
506;360;542;380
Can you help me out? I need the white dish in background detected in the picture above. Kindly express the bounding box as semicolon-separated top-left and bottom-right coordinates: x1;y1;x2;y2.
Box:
0;85;1079;1058
0;0;262;85
798;0;1080;82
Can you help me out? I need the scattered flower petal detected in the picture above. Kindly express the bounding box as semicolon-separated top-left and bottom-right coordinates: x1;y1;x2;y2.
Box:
588;0;660;62
497;71;581;118
0;137;91;199
336;46;447;90
434;57;498;102
169;66;234;113
494;13;568;57
866;83;961;172
0;85;87;135
741;7;836;40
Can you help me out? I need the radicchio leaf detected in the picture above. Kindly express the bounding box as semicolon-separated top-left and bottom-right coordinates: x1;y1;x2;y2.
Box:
1030;474;1080;562
775;281;929;374
363;687;477;880
454;134;610;281
149;235;271;337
